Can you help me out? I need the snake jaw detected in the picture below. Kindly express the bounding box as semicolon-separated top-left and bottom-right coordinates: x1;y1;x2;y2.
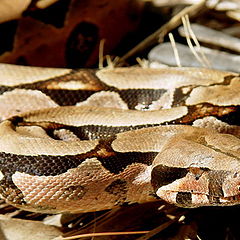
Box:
156;190;209;208
156;189;240;208
154;170;210;207
218;195;240;205
155;170;240;207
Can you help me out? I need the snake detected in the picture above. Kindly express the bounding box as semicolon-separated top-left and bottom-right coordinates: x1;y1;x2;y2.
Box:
0;63;239;214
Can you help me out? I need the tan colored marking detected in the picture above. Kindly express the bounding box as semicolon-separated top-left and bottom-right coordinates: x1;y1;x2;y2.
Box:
186;77;240;106
0;89;58;120
53;129;79;141
0;64;71;86
135;91;174;110
76;91;128;110
111;127;173;153
43;70;103;91
204;134;240;158
193;116;240;137
112;125;211;153
96;148;115;158
96;67;235;89
51;81;93;90
222;173;240;198
133;166;152;184
0;121;99;155
152;135;240;172
181;86;191;94
22;105;188;127
0;171;4;181
191;194;209;206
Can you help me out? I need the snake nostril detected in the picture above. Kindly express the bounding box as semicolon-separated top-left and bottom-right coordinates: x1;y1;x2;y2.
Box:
233;172;238;178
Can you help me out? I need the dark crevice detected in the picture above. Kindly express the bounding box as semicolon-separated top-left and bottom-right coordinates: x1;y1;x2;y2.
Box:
0;20;18;54
23;0;71;28
66;22;99;68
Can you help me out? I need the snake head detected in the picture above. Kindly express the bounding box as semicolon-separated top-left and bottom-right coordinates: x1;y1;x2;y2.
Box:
150;134;240;208
151;164;240;207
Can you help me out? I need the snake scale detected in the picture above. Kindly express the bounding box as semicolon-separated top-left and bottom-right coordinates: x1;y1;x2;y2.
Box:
0;63;239;213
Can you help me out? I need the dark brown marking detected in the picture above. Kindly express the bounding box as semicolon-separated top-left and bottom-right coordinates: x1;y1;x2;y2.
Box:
173;88;189;107
105;179;127;196
207;170;229;198
0;148;158;179
25;0;70;28
208;196;221;205
105;179;128;205
176;192;192;206
0;179;26;206
173;74;237;107
118;89;166;110
62;185;86;200
178;104;238;124
0;20;18;54
66;22;99;68
218;107;240;126
98;151;158;174
151;165;188;191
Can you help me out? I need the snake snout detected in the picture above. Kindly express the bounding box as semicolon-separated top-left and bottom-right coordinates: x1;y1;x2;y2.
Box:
151;165;240;207
220;172;240;202
151;164;210;207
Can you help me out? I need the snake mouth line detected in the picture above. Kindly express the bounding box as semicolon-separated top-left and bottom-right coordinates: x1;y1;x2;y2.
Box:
219;194;240;204
157;189;240;207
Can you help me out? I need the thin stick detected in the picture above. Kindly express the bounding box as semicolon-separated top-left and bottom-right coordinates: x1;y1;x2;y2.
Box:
184;15;211;67
59;231;149;240
116;0;207;66
106;55;114;69
169;33;181;67
98;39;105;69
182;15;206;67
136;212;187;240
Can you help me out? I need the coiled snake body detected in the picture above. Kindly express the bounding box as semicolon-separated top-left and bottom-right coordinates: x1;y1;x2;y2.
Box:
0;64;239;213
